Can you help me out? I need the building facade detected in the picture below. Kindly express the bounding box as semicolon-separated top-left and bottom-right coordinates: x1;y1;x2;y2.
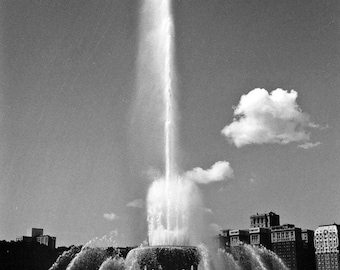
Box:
250;212;280;228
302;229;316;270
31;228;44;238
271;224;304;270
218;229;231;249
36;235;56;249
314;224;340;270
249;227;271;249
15;236;33;242
229;229;249;246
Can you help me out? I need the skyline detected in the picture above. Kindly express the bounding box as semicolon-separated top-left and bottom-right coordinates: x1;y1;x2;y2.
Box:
1;0;340;247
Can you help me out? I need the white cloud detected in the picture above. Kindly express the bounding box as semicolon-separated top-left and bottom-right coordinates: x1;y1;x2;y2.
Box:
298;141;321;149
103;213;119;221
222;88;319;148
185;161;234;184
127;199;144;208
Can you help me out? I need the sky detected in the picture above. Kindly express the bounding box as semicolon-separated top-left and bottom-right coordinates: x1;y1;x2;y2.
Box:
0;0;339;247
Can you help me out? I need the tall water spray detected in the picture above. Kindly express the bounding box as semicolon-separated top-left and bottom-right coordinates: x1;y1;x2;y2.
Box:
137;0;198;246
162;0;176;244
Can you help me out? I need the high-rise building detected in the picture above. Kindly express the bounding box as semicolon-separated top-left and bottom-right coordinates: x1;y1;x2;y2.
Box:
249;227;271;249
314;224;340;270
301;229;316;270
271;224;304;270
250;212;280;228
31;228;43;238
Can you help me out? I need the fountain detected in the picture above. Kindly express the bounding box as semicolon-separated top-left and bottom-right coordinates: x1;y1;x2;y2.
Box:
125;246;201;270
126;0;203;268
50;0;289;269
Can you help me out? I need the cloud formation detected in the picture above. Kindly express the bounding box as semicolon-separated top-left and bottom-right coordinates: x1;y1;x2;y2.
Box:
222;88;319;148
185;161;234;184
103;213;119;221
298;141;321;149
127;199;144;208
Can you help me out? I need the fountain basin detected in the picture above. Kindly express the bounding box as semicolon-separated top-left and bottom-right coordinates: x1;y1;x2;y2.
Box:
125;246;201;270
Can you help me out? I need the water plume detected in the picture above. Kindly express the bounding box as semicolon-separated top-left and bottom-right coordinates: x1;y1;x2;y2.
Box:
48;246;82;270
66;247;108;270
147;175;201;246
99;256;125;270
137;0;192;246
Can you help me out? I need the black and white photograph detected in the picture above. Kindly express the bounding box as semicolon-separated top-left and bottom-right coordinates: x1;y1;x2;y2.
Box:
0;1;339;269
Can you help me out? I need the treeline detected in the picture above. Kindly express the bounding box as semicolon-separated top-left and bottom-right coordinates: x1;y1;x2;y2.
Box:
0;240;135;270
0;240;70;270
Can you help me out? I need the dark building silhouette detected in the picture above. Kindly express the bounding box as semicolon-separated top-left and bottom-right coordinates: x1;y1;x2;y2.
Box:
301;229;316;270
314;224;340;270
218;229;231;249
16;236;33;243
31;228;44;238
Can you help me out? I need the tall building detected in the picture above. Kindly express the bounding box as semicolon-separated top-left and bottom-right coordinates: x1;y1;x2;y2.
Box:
301;229;316;270
250;212;280;228
31;228;43;238
314;224;340;270
271;224;304;270
249;227;271;249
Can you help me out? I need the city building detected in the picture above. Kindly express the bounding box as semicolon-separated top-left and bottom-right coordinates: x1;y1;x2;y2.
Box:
217;212;318;269
36;235;56;249
15;236;33;243
249;227;271;249
31;228;44;238
301;229;316;270
250;212;280;228
217;229;231;249
229;229;249;246
16;228;56;249
314;224;340;270
271;224;304;270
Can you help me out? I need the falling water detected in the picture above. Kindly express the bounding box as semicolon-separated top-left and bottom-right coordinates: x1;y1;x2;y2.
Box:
243;245;267;270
